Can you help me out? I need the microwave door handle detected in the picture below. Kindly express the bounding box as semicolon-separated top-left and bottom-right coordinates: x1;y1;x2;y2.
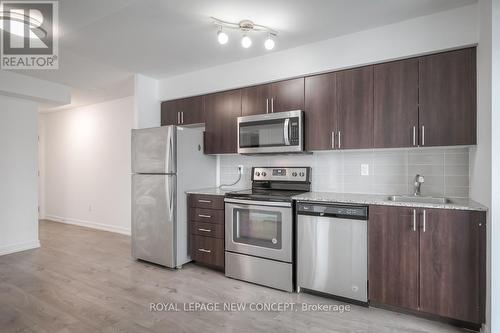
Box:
284;118;290;145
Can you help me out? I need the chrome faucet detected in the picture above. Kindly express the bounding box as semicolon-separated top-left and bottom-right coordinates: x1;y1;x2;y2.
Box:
413;174;425;196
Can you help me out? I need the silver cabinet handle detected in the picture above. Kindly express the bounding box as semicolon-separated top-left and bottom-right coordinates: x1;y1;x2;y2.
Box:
198;248;211;253
198;214;211;218
266;98;269;114
271;97;274;113
181;111;184;124
198;228;212;232
421;125;425;146
331;131;335;149
412;209;417;231
198;199;211;203
338;131;341;149
422;209;426;232
177;112;180;124
413;126;416;146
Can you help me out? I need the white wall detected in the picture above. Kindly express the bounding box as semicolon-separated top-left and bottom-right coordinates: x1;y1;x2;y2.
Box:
471;1;495;332
0;96;40;255
490;0;500;331
41;96;134;235
134;74;160;129
158;4;478;100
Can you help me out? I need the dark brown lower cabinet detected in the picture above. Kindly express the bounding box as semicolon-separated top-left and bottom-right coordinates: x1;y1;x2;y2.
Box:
369;205;486;326
190;235;224;268
419;209;485;324
369;206;419;310
188;194;225;271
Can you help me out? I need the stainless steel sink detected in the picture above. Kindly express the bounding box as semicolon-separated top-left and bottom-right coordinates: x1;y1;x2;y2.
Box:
388;195;451;204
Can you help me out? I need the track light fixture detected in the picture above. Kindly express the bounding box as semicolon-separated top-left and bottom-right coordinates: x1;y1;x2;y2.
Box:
211;17;278;50
217;27;228;45
241;34;252;48
264;34;275;50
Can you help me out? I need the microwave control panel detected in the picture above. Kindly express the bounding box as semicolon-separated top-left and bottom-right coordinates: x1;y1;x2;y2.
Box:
289;118;300;145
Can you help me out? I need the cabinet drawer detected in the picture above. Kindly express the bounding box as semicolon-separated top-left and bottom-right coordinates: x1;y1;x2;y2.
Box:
191;222;224;239
189;194;224;209
190;208;224;224
190;235;224;268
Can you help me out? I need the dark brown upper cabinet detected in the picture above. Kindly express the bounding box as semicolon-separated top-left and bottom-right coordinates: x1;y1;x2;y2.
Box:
241;84;269;116
418;48;477;146
269;78;304;113
161;96;204;126
241;78;304;116
304;73;336;151
162;47;477;153
369;205;486;325
204;89;242;154
374;59;419;148
304;67;373;151
336;66;374;149
161;100;178;126
369;205;419;310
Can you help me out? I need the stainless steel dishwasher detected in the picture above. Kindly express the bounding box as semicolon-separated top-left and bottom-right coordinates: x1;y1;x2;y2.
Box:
296;202;368;303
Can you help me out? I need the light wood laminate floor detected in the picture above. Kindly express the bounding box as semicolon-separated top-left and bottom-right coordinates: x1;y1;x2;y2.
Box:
0;220;467;333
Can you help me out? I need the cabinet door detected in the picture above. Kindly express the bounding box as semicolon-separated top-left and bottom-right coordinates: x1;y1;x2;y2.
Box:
204;90;242;154
368;205;419;310
374;59;419;148
161;100;179;126
419;48;476;146
419;209;485;323
242;84;270;116
161;97;204;126
304;73;336;151
269;78;304;113
336;66;374;149
177;96;204;125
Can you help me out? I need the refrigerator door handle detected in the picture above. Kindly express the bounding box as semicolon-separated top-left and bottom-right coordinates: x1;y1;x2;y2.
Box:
166;176;174;221
165;128;174;173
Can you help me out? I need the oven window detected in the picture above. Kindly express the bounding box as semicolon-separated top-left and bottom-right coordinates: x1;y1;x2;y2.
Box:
233;208;282;249
239;119;286;148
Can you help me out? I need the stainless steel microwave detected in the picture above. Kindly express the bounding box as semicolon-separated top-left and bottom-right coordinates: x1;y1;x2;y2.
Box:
237;110;304;154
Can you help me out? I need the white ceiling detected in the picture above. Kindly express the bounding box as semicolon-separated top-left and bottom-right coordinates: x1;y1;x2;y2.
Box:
20;0;476;110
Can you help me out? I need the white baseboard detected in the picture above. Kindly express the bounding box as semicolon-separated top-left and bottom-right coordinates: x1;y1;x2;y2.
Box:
44;215;131;236
0;240;40;256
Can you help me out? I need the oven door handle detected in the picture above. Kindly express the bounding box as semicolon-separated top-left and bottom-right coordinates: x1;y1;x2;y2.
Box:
224;198;292;208
284;118;290;146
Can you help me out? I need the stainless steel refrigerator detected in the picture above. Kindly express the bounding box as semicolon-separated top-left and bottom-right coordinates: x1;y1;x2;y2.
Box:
131;126;216;268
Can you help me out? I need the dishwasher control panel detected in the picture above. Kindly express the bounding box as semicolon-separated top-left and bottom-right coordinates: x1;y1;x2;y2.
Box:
297;203;368;219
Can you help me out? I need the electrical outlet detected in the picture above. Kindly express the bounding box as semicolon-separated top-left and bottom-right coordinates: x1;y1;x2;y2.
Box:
237;165;244;173
361;164;370;176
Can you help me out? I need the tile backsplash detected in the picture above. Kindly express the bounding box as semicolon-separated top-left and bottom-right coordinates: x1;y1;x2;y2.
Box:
219;147;470;198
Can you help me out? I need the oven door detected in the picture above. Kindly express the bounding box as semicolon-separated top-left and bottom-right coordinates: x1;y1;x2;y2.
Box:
237;110;303;154
225;199;292;263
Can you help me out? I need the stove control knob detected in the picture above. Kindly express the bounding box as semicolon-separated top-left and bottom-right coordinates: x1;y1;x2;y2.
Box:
262;172;267;177
292;172;298;177
255;172;260;177
299;172;305;177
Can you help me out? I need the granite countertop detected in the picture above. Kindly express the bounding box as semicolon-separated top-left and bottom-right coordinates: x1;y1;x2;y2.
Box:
185;187;246;196
292;192;488;212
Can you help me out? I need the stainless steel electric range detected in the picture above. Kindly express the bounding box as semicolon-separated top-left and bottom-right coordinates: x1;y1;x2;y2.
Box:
224;166;311;292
